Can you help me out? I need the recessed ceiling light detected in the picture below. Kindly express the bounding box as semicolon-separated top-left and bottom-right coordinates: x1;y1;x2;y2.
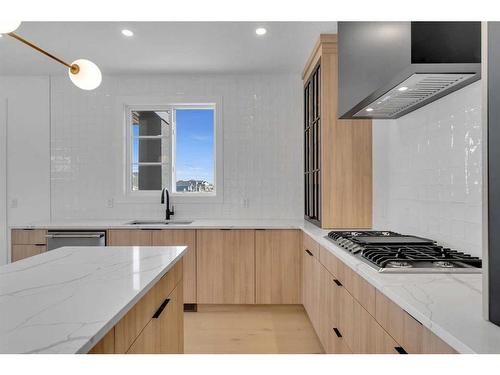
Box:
366;108;374;112
255;27;267;36
398;86;408;91
121;29;134;37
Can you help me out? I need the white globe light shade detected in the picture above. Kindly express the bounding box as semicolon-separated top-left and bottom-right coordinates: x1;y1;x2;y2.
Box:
68;59;102;90
0;21;21;34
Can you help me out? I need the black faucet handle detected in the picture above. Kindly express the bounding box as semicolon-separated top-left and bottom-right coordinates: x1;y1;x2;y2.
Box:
170;205;175;215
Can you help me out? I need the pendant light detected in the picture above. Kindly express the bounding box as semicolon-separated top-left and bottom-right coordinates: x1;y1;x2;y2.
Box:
2;22;102;91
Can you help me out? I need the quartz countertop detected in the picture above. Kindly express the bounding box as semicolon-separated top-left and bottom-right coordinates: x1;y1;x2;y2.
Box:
7;218;500;353
0;245;187;354
9;218;304;230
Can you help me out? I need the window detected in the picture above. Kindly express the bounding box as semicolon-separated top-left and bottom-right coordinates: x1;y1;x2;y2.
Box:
127;104;216;196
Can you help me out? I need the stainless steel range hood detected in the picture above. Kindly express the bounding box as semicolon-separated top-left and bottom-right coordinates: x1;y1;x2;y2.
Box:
338;22;481;119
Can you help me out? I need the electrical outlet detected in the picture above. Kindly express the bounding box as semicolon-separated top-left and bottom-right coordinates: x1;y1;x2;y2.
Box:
10;198;18;209
106;198;114;208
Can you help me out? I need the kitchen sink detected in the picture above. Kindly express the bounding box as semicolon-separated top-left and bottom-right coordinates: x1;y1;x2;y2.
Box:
126;220;193;225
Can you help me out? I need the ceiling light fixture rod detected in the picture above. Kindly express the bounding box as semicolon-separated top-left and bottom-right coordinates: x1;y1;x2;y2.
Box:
7;32;80;74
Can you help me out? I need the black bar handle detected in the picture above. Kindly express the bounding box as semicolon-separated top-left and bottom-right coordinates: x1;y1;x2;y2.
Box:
394;346;407;354
305;249;313;256
333;328;342;338
333;279;343;287
152;298;170;319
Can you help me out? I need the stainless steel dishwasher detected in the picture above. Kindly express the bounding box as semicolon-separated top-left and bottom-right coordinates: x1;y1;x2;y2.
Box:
46;231;106;250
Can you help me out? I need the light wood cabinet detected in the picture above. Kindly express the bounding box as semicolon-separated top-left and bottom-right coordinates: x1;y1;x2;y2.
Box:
375;290;456;354
107;229;152;246
11;244;46;262
302;245;321;334
255;229;302;304
196;230;255;304
126;319;161;354
11;229;47;245
152;230;196;304
88;328;115;354
90;260;183;354
318;264;351;353
11;229;47;262
159;283;184;353
303;34;372;229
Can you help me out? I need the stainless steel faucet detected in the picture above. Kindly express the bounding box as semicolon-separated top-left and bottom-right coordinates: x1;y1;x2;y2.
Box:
160;188;174;220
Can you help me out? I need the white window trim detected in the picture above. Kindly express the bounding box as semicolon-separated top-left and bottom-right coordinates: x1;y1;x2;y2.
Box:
114;95;224;204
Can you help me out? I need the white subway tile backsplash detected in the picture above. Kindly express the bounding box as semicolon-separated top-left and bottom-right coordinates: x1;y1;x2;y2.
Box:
49;74;303;221
373;81;483;257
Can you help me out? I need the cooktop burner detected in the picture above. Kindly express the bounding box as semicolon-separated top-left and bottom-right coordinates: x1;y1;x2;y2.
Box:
326;230;482;273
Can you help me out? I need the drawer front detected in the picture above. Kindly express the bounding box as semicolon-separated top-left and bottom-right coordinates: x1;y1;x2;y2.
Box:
115;261;183;353
11;229;47;245
303;233;320;258
157;259;183;305
319;245;341;277
321;248;376;316
11;244;46;262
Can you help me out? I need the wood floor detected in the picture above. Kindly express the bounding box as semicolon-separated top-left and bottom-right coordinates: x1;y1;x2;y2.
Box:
184;304;324;354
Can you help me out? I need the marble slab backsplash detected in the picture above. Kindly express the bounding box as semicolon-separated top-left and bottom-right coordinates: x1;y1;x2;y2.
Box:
373;81;482;257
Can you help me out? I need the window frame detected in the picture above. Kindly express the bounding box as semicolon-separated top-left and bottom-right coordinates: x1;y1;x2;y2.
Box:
118;96;223;204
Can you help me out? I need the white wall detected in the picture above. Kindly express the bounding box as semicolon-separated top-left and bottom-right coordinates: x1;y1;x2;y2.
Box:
373;81;482;256
49;74;303;221
0;77;51;264
0;97;6;264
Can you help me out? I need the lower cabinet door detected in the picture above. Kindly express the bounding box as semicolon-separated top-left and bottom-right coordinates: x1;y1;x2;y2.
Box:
197;230;255;304
11;244;46;262
303;248;321;333
159;283;184;354
152;230;196;304
126;319;160;354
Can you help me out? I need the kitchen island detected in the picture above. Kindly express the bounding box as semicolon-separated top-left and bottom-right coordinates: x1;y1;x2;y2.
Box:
0;245;186;354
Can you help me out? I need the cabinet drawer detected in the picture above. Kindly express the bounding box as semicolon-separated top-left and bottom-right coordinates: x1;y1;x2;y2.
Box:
319;245;342;278
115;261;182;353
157;259;183;304
375;290;456;354
107;229;152;246
322;249;376;316
303;233;320;258
11;244;46;262
126;319;160;354
11;229;47;245
115;282;159;353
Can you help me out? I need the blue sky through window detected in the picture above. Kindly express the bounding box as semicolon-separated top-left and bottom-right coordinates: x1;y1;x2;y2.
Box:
175;109;214;184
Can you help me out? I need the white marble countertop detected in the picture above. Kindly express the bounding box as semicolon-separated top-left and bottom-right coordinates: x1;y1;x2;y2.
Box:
9;218;304;230
0;245;187;354
7;218;500;353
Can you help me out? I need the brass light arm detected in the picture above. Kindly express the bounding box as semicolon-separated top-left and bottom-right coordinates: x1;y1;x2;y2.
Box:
7;32;80;74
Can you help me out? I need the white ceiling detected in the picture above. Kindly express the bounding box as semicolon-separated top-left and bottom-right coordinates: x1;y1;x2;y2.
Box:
0;22;337;75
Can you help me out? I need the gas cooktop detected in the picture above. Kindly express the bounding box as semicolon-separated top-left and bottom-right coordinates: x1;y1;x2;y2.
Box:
327;230;482;273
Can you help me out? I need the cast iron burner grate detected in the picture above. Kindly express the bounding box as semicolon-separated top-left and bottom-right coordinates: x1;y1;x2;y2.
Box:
361;245;482;268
